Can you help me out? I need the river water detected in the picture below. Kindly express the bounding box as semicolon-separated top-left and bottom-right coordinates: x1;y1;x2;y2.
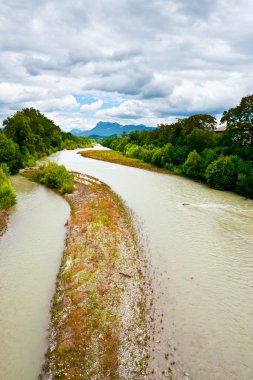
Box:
0;176;70;380
49;148;253;380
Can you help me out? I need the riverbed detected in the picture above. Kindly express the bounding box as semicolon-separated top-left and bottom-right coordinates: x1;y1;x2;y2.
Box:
49;148;253;380
0;176;70;380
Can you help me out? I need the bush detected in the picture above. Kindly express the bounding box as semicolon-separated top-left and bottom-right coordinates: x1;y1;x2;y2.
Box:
151;148;163;166
0;164;16;208
32;162;74;193
125;144;141;159
236;161;253;198
139;147;154;163
205;155;238;191
182;150;203;179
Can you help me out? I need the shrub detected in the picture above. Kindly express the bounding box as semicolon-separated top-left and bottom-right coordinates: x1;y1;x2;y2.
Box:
0;164;16;208
139;147;154;163
160;143;174;166
205;155;238;191
125;144;141;159
182;150;203;179
151;148;163;166
236;161;253;198
32;162;74;193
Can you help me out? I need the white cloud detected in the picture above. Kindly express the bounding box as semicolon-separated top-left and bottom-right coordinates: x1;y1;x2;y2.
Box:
25;95;79;112
0;0;253;129
80;99;103;112
97;100;153;119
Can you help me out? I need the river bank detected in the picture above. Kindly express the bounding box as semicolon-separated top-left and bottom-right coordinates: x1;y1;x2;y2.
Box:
79;149;170;174
40;172;151;380
0;208;10;236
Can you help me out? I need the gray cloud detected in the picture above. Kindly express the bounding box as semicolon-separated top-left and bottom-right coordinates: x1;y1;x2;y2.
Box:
0;0;253;129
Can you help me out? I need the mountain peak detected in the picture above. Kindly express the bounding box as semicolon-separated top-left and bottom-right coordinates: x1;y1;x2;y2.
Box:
70;121;155;138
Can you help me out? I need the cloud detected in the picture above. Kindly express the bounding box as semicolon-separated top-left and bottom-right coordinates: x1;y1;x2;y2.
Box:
80;99;103;112
0;0;253;129
97;100;152;119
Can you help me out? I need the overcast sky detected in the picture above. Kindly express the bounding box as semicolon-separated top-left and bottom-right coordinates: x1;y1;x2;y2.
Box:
1;0;253;131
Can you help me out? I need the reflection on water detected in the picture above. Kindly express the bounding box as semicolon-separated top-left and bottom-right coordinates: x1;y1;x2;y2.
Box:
0;176;70;380
50;148;253;380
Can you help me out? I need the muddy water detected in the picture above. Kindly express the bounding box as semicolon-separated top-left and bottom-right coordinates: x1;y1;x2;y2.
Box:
0;176;70;380
50;148;253;380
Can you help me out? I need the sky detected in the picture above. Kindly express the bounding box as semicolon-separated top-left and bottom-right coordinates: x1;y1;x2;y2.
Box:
0;0;253;131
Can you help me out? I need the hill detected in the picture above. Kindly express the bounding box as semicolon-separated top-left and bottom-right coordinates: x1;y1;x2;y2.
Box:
70;121;155;138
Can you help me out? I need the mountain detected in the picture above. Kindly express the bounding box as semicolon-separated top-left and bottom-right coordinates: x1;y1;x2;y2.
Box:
70;121;155;138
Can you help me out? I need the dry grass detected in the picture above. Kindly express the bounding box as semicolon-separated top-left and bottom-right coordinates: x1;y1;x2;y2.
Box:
79;150;169;174
41;173;149;380
0;209;9;236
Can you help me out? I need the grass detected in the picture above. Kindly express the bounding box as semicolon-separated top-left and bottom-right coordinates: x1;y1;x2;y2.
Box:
79;149;169;174
41;173;149;380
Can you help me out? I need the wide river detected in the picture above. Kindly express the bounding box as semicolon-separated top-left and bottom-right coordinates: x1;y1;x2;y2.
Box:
0;147;252;379
50;147;253;380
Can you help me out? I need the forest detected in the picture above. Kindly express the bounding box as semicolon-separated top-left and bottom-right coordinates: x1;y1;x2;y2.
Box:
102;95;253;198
0;108;90;209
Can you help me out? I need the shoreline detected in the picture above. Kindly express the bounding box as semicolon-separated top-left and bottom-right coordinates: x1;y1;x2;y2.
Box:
0;208;10;236
40;172;152;379
79;149;171;175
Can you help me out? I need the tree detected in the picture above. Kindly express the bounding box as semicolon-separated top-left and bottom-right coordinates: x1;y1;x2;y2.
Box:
3;108;63;155
205;155;238;190
236;161;253;198
182;150;202;179
0;132;21;173
221;95;253;146
181;114;217;135
186;128;215;152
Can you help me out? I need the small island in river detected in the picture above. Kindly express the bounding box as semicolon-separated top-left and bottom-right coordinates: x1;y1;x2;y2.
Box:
36;171;151;380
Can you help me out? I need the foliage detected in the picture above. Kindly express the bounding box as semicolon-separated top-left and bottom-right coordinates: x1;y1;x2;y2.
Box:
221;95;253;147
182;150;202;179
79;149;167;173
32;163;74;193
186;128;215;152
235;161;253;197
0;164;16;208
102;99;253;198
205;155;238;191
1;108;91;174
0;131;21;173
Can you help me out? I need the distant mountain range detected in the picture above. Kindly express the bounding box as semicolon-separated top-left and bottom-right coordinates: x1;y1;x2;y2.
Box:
70;121;155;139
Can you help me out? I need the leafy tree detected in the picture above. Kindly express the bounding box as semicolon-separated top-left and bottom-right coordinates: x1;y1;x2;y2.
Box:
221;95;253;146
1;108;91;172
125;144;141;159
182;150;202;179
151;148;163;166
236;161;253;198
205;155;238;190
186;128;215;152
160;143;174;166
0;132;21;173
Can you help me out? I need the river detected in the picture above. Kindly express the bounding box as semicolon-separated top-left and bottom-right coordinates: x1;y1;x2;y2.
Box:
49;147;253;380
0;176;70;380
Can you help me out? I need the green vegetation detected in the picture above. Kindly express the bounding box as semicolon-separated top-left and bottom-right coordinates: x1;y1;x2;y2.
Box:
1;108;91;174
42;174;148;379
31;163;74;193
102;95;253;198
79;149;168;173
0;164;16;209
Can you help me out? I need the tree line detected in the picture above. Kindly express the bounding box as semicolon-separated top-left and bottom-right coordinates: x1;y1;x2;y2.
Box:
102;95;253;198
0;108;91;209
0;107;91;174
